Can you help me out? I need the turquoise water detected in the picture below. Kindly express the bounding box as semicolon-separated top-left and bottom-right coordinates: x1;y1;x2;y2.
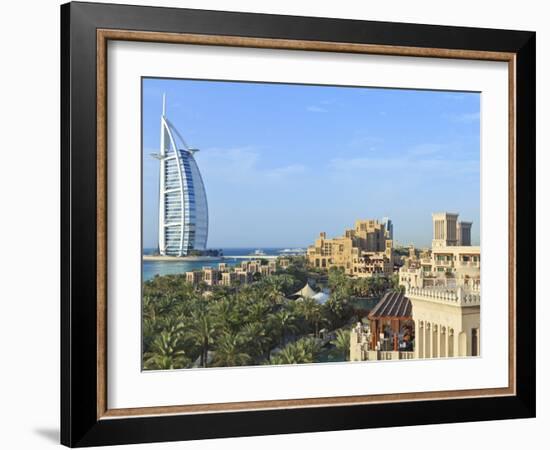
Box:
143;258;239;281
351;297;380;311
142;248;288;281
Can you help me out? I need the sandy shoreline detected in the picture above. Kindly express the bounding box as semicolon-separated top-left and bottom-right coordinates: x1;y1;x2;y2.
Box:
143;255;223;262
143;254;278;262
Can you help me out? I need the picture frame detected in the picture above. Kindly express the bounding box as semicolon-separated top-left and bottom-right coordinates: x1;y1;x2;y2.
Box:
60;1;536;447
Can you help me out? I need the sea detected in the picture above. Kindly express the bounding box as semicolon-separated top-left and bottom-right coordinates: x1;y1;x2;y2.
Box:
142;248;299;281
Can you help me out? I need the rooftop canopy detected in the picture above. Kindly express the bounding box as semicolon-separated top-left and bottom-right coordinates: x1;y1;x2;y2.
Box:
312;291;330;304
292;282;318;299
368;291;412;320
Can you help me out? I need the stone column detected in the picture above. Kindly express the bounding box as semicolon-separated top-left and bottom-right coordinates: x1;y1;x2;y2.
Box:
432;324;439;358
425;322;431;358
440;326;447;358
467;329;473;357
416;321;423;358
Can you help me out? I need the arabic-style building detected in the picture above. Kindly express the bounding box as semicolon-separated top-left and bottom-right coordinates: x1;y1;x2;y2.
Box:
306;219;395;277
351;212;481;361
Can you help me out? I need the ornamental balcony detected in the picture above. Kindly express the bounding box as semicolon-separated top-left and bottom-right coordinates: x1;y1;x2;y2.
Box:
365;350;415;361
407;286;480;307
457;261;480;268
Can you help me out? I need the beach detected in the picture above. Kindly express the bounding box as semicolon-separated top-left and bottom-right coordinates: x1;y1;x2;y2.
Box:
143;255;224;262
142;248;291;281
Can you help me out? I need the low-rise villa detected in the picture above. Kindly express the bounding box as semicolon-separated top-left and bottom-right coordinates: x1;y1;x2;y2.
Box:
184;259;279;287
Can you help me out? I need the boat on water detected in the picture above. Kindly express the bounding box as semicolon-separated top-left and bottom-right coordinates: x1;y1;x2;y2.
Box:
249;249;267;256
278;248;306;256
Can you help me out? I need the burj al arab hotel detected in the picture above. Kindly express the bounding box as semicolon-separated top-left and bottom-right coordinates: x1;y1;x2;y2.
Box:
154;95;208;256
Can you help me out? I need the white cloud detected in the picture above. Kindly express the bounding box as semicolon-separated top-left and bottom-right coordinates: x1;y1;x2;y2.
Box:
265;164;306;179
348;134;384;149
329;142;479;175
407;143;443;156
198;146;307;184
449;112;480;123
329;156;478;174
197;146;259;181
306;105;328;113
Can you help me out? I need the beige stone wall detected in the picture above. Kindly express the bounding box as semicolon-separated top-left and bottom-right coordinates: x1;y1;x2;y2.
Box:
185;271;203;285
350;327;366;362
220;272;237;286
410;292;480;358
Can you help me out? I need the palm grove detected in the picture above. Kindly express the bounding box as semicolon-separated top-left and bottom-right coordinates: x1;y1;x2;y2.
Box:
142;258;400;370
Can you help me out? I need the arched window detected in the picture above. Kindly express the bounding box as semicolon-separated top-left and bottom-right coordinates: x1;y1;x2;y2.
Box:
471;328;478;356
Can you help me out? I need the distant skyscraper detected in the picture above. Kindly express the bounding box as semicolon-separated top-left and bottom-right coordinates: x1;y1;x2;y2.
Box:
382;217;393;240
155;95;208;256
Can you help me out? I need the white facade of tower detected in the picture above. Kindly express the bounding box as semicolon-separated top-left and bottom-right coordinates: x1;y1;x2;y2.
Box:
157;96;208;256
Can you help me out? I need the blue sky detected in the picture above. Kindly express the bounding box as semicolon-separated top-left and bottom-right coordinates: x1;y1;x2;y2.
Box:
142;78;480;249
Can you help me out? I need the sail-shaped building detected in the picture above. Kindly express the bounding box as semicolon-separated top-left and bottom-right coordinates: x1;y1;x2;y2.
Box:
156;95;208;256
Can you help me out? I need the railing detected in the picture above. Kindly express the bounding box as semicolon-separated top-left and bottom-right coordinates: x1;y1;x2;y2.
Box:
378;351;397;360
457;261;480;268
434;260;452;266
365;350;414;361
407;286;480;306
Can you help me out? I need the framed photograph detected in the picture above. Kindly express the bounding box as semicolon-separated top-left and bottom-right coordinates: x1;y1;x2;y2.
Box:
61;1;536;447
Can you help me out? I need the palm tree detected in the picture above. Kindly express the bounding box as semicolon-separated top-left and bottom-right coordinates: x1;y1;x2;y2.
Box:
351;277;371;297
245;299;270;323
143;330;190;370
240;322;269;360
209;286;233;302
142;295;157;322
389;274;401;291
328;267;351;295
210;298;238;333
270;338;321;365
370;276;386;296
332;329;350;361
211;332;251;367
272;274;296;295
270;309;298;345
262;279;285;305
187;311;217;368
237;285;256;302
298;297;323;337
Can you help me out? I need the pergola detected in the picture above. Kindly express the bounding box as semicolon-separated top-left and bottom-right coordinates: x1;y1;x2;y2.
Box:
368;291;413;351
